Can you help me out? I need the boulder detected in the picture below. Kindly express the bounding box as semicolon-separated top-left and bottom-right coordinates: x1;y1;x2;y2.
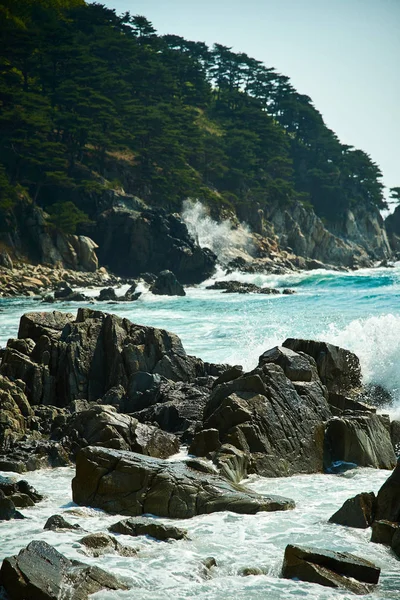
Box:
329;492;376;528
0;540;128;600
64;404;179;458
324;415;396;470
109;517;188;541
72;446;295;518
281;544;380;594
189;428;221;457
150;270;185;296
371;520;400;545
200;362;331;477
54;284;73;299
78;532;137;557
282;338;361;393
375;460;400;522
44;514;83;531
258;346;316;382
94;207;217;284
0;491;24;520
97;287;118;301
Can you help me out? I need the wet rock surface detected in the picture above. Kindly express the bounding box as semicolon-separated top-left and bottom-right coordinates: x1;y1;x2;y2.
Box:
0;540;129;600
329;492;376;528
78;532;137;557
72;446;295;518
109;517;188;541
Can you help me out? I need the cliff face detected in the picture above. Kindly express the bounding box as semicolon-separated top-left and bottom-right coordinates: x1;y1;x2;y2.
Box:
263;201;391;268
385;206;400;253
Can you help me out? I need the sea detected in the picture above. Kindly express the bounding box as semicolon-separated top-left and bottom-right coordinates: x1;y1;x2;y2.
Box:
1;263;400;599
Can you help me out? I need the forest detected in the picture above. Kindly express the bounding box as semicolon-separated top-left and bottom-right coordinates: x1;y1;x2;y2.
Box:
0;0;391;235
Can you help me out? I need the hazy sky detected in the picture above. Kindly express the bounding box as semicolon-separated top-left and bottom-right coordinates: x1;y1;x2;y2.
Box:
94;0;399;200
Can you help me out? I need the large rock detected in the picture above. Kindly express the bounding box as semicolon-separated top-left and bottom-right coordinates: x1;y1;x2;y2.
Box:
65;404;179;458
150;270;186;296
281;544;380;594
0;540;128;599
282;338;361;393
72;446;295;518
200;361;331;477
1;309;214;408
324;415;396;470
94;207;217;284
0;376;33;449
375;460;400;522
329;492;376;528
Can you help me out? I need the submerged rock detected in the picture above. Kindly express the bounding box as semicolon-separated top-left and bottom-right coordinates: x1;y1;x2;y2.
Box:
281;544;380;594
78;532;137;557
72;446;295;518
109;517;188;541
44;514;83;532
0;540;128;599
206;280;280;294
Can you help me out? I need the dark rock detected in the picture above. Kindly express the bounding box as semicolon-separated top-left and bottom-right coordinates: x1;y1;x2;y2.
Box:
0;375;33;450
282;288;296;295
54;284;73;299
0;251;13;270
391;420;400;457
109;517;188;541
64;404;179;459
189;428;220;457
329;492;376;528
371;520;400;545
282;338;361;393
44;514;83;531
375;460;400;522
281;544;380;594
211;365;243;388
94;207;217;284
72;446;295;518
18;311;74;342
0;491;24;520
206;280;280;294
324;415;396;470
97;287;118;301
328;392;376;414
391;528;400;558
150;270;185;296
258;346;316;382
9;492;35;508
0;540;128;599
78;532;137;557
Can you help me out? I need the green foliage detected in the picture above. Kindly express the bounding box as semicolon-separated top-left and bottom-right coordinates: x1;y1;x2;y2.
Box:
47;201;91;234
0;0;386;225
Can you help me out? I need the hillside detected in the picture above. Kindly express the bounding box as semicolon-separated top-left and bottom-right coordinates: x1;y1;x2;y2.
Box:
0;0;395;273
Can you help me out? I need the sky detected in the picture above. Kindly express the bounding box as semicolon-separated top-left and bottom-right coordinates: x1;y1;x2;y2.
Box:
94;0;399;201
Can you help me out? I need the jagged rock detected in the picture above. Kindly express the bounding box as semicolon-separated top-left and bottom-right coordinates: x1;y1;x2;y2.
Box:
212;365;243;388
282;338;361;393
375;460;400;522
72;446;295;518
18;310;74;342
0;540;128;599
78;532;137;557
281;544;380;594
94;207;217;284
64;404;179;458
0;375;33;449
0;439;70;473
329;492;376;528
0;250;13;270
150;270;185;296
109;517;188;541
200;361;331;477
328;392;376;415
324;415;396;470
391;420;400;456
206;280;279;294
44;514;83;531
0;478;43;503
371;520;400;545
258;346;316;382
189;428;221;457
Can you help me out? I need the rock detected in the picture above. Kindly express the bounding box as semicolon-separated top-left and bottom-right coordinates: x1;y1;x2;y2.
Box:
109;517;188;541
375;460;400;522
72;446;295;518
150;270;185;296
282;288;295;294
9;493;35;508
371;520;400;545
64;404;179;459
0;491;24;520
391;420;400;457
328;392;376;415
391;528;400;558
78;532;137;557
281;544;380;594
0;375;33;450
211;365;243;388
258;346;316;382
206;280;280;294
94;207;217;284
329;492;376;528
0;540;128;599
18;311;74;342
238;566;266;576
324;415;396;470
0;439;70;473
0;250;13;270
97;287;118;301
282;338;361;393
44;514;83;531
54;284;73;299
189;428;221;457
200;362;331;477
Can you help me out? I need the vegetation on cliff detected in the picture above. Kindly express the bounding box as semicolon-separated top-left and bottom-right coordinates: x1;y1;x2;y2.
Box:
0;0;390;236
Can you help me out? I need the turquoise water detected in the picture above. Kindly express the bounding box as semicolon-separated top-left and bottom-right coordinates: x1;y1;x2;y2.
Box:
2;264;400;404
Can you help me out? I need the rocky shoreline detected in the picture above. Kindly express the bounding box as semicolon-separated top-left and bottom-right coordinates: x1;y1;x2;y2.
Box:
0;309;399;597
